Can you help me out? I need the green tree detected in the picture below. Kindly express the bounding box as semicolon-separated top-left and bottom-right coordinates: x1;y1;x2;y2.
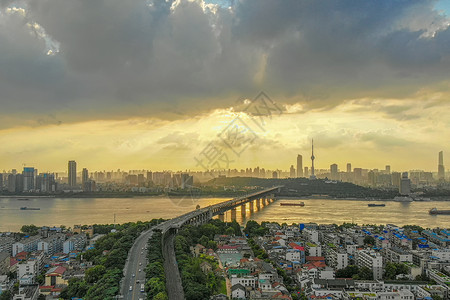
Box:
20;224;39;236
363;236;376;246
358;266;373;280
384;262;409;280
85;265;106;284
154;292;169;300
0;290;12;300
336;265;359;278
199;235;209;247
225;227;235;235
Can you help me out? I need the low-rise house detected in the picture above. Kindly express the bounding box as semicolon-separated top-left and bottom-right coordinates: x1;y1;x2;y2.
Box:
44;266;68;286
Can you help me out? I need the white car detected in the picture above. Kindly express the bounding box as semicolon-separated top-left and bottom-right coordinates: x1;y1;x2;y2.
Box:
129;286;132;291
132;274;135;277
139;269;141;272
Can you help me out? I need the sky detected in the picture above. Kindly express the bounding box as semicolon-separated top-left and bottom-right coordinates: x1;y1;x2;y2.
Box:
0;0;449;173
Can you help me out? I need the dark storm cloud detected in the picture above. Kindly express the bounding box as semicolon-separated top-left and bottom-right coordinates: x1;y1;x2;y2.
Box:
0;0;449;125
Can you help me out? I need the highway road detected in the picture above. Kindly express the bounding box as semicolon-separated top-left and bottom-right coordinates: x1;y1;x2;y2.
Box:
121;226;158;300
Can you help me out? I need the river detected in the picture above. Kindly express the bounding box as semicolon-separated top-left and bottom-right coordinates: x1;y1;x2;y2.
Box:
0;197;448;232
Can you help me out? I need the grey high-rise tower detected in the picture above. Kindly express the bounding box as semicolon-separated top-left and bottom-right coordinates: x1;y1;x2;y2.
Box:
438;151;445;181
310;139;316;179
297;155;303;177
68;160;77;187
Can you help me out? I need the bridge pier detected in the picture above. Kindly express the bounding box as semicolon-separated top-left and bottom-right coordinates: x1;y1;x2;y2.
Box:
241;204;246;218
249;201;254;213
231;208;237;220
256;198;261;210
218;213;225;222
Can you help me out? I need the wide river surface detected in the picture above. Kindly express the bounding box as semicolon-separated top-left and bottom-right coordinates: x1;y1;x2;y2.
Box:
0;197;448;232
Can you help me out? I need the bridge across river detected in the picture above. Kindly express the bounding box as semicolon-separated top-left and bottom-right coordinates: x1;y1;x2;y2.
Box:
168;185;283;230
161;185;283;300
121;186;283;300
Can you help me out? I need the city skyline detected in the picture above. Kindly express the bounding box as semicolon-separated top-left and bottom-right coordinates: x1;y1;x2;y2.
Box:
1;150;447;179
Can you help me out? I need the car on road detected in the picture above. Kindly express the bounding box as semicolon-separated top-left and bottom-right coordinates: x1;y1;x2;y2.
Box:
129;286;132;291
139;269;141;272
139;262;142;266
132;274;135;277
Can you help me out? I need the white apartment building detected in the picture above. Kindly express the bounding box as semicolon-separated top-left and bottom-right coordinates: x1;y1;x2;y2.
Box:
326;248;348;270
356;250;383;280
12;236;41;257
384;247;412;263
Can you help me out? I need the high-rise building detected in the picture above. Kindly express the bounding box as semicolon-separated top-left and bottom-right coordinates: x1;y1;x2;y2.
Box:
347;163;351;173
399;172;411;195
82;168;89;186
392;172;401;187
22;167;35;192
304;167;309;178
385;165;391;174
353;168;362;184
438;151;445;181
7;174;16;193
272;171;278;179
68;161;77;187
290;165;296;178
297;155;303;177
310;139;316;180
330;164;338;180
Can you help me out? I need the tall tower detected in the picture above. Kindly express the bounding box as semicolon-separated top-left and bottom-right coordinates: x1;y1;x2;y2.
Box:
297;155;303;177
68;160;77;187
438;151;445;181
310;139;316;179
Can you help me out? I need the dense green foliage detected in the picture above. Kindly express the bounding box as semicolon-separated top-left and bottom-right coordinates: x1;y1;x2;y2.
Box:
384;262;409;280
60;220;162;300
0;291;12;300
335;265;373;280
175;220;235;300
247;238;268;259
20;224;39;236
363;235;376;246
244;220;269;237
207;177;401;199
145;230;168;299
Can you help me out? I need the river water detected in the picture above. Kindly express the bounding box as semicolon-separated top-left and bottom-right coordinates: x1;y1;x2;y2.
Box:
0;197;448;232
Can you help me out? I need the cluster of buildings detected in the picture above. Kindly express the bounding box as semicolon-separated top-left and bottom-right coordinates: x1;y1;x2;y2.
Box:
246;222;450;300
288;151;447;189
2;150;448;195
0;225;102;299
191;234;294;300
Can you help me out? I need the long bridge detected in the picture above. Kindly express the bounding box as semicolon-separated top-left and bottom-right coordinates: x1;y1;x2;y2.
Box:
168;185;283;229
121;186;283;300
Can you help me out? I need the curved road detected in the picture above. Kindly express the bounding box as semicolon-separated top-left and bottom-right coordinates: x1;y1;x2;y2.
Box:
163;231;185;300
